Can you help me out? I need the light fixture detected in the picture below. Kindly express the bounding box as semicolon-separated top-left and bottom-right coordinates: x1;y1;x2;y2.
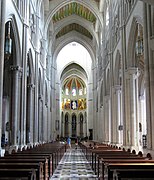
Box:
5;21;12;59
136;24;143;56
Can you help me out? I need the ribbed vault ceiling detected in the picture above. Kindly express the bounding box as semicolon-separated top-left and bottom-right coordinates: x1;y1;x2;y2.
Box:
48;0;101;42
52;2;96;24
56;23;93;40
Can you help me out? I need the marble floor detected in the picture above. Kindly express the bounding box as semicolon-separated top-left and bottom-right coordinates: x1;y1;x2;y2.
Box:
51;145;97;180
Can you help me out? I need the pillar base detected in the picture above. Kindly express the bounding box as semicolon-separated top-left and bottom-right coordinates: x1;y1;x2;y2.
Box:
0;148;5;157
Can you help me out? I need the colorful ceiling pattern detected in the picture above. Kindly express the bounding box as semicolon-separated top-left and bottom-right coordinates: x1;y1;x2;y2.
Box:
63;76;85;91
56;23;93;39
52;2;96;24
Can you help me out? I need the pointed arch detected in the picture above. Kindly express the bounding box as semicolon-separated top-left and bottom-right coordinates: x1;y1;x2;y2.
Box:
100;80;104;107
127;16;143;67
27;49;35;84
64;112;70;137
114;50;122;86
6;14;22;65
44;0;104;37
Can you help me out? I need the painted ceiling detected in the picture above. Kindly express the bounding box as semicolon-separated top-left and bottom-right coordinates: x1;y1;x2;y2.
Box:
52;2;99;40
52;2;96;24
63;76;85;90
56;23;93;39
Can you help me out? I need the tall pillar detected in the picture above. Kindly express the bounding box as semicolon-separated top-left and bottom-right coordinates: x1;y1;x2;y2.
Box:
104;95;111;142
143;3;153;149
38;96;43;142
0;0;6;152
34;51;39;144
111;87;116;144
112;85;121;144
69;117;71;137
17;70;22;146
10;65;22;146
77;117;80;137
125;68;139;146
44;105;48;142
116;86;123;144
83;120;86;138
120;0;127;146
20;21;28;147
27;83;35;145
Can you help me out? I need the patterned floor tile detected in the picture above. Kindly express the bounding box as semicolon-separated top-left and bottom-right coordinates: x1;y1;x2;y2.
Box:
50;145;97;180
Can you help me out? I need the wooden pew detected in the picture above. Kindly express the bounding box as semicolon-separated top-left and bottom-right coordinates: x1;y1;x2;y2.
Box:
102;162;154;179
13;142;66;168
0;168;37;180
91;149;131;171
2;142;66;178
94;150;144;174
0;162;43;180
0;157;49;179
97;157;154;178
3;154;51;178
79;141;154;180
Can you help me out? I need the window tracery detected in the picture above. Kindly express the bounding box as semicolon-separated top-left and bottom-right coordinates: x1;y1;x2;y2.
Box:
61;76;86;111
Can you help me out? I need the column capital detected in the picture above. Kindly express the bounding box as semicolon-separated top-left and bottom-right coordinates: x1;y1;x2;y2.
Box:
38;95;43;101
114;85;121;91
125;67;141;79
139;95;145;100
112;85;121;94
10;65;23;73
104;95;110;101
27;83;35;89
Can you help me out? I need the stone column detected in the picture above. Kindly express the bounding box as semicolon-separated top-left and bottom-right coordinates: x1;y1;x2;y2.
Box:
69;117;71;137
104;95;111;142
20;21;28;147
0;0;6;152
34;51;39;144
125;68;139;146
10;65;22;146
143;2;153;149
92;65;97;140
38;95;43;142
111;87;117;144
83;118;87;138
115;85;123;144
112;85;122;144
27;83;35;145
17;70;22;146
120;0;127;146
85;114;88;138
44;104;48;142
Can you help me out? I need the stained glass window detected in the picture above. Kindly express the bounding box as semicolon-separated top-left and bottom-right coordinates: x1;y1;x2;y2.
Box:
66;88;69;95
79;88;83;95
72;88;76;96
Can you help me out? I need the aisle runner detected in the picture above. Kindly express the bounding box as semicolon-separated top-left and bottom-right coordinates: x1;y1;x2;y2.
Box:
51;146;97;180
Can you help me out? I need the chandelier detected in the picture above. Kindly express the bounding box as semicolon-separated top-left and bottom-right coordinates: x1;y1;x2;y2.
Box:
4;21;12;59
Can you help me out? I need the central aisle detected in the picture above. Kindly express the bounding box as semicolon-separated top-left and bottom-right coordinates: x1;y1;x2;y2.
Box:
51;145;97;179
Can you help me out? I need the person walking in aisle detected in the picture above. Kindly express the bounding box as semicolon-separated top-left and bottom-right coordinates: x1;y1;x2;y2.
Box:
75;137;78;149
67;136;71;148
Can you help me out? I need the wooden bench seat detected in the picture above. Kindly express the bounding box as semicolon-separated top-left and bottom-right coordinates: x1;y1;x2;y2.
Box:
91;149;133;170
2;154;53;177
0;168;37;180
95;153;145;173
102;162;154;179
0;157;49;179
0;162;43;180
97;158;154;178
1;142;66;179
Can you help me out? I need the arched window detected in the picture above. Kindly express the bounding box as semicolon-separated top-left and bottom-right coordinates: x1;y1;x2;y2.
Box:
61;76;86;110
66;88;69;95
